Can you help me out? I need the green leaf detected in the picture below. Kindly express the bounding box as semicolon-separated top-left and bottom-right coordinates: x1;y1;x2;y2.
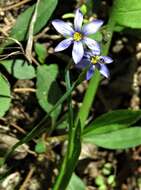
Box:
34;43;47;64
80;4;87;15
112;0;141;28
9;0;58;42
67;173;86;190
0;59;36;79
3;67;87;164
89;31;103;42
36;64;62;119
95;175;105;186
83;127;141;149
35;140;46;153
75;68;101;130
53;121;81;190
0;74;11;117
87;109;141;130
84;124;128;136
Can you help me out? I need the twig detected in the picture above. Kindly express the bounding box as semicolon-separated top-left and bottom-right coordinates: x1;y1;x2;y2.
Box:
34;27;49;40
19;166;35;190
25;0;40;63
0;51;23;61
1;0;32;12
10;122;26;134
14;88;36;93
45;135;67;144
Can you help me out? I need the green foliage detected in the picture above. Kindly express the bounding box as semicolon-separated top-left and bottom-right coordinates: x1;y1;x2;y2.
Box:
75;69;101;130
84;124;128;136
67;173;86;190
34;43;47;64
35;139;46;153
89;32;103;42
107;175;115;186
0;59;36;79
84;109;141;134
53;121;81;190
9;0;58;42
95;175;105;186
80;4;87;15
36;64;62;119
83;110;141;149
112;0;141;28
2;0;141;188
83;127;141;149
0;74;11;117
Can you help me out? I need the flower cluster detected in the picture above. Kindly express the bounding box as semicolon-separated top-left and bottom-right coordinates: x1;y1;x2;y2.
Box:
52;9;113;80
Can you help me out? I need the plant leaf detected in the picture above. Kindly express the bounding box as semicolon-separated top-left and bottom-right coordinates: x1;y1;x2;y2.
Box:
34;43;47;64
67;173;86;190
0;74;11;117
9;0;58;42
53;121;82;190
36;64;62;119
0;59;36;79
86;109;141;131
35;139;46;153
84;124;128;136
112;0;141;28
83;127;141;149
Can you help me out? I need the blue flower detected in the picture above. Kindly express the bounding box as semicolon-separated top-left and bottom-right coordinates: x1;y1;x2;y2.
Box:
77;50;113;80
52;9;103;64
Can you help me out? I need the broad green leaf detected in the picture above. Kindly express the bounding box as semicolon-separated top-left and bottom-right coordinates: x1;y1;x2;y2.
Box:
112;0;141;28
9;0;58;42
67;173;86;190
34;43;47;64
36;64;62;119
0;59;35;79
85;109;141;134
83;127;141;149
0;74;11;117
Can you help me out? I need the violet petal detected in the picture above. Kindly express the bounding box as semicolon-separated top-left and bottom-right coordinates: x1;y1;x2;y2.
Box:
83;37;100;53
99;64;109;78
82;20;103;35
52;19;74;36
72;41;84;64
54;38;73;52
100;56;113;64
86;65;95;80
74;9;83;31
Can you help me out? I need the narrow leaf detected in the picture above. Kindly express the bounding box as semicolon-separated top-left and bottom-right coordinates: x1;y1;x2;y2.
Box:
83;127;141;149
86;109;141;131
84;124;128;136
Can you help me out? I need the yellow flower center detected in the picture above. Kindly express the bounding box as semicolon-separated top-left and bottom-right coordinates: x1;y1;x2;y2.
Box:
91;56;100;64
73;32;82;41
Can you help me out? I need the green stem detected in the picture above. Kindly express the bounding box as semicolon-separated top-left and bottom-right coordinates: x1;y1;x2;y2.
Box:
65;69;73;129
75;68;101;129
53;70;80;190
75;16;116;131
